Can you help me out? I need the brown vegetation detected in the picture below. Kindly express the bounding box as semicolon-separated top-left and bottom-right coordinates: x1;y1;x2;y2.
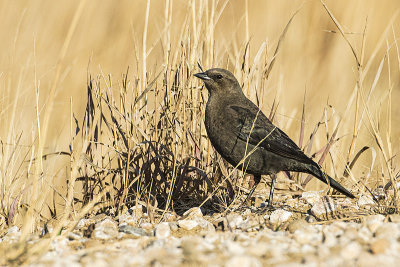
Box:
0;0;399;263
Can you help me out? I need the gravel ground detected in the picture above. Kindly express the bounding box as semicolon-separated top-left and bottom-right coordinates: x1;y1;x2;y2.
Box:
1;192;399;266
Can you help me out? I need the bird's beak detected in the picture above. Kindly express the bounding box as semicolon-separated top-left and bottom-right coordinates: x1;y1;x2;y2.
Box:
194;72;211;80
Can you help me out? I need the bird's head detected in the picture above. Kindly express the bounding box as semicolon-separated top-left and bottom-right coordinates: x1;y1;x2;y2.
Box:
194;68;241;95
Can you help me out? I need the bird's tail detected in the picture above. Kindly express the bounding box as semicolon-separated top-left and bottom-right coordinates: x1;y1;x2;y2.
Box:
308;164;355;199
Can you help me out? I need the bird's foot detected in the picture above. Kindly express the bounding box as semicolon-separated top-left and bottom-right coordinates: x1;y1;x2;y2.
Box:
228;195;258;213
259;201;275;211
232;199;253;212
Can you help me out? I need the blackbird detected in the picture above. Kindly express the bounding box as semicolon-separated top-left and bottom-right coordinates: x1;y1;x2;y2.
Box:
194;68;355;205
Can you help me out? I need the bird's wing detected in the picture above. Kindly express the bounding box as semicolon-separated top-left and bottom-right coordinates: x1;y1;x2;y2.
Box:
229;105;313;164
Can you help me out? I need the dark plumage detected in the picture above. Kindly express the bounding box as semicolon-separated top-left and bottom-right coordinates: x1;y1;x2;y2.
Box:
194;68;355;205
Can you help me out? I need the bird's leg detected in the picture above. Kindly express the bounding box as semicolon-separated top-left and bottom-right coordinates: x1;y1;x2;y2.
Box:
267;174;277;207
242;175;261;206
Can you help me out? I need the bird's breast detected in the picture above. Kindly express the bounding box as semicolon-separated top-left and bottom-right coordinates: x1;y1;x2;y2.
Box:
205;99;241;158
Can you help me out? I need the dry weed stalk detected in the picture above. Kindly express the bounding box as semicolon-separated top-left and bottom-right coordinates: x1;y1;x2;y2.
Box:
1;2;399;265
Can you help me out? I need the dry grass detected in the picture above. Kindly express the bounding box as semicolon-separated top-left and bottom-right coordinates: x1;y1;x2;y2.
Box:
0;0;399;264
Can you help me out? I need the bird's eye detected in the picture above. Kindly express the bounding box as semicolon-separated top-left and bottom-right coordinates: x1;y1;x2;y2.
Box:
216;74;223;79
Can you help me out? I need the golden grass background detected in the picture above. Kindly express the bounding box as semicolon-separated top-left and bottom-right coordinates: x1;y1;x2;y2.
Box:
0;0;399;242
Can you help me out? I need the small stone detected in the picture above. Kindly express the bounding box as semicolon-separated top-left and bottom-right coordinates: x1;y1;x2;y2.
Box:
193;216;215;232
183;207;203;218
140;222;153;230
235;232;251;242
178;219;199;230
225;240;246;255
370;238;390;254
163;212;178;222
287;219;309;233
357;195;375;206
357;226;372;244
340;241;362;260
305;215;317;223
225;255;262;267
143;246;180;266
239;215;263;231
38;252;78;267
357;252;397;266
2;226;21;243
388;214;400;223
375;223;399;240
321;256;345;266
317;244;332;259
343;225;359;241
269;209;293;224
226;213;244;229
241;208;252;217
327;222;345;237
322;229;339;247
67;232;82;240
76;219;89;230
168;222;179;232
273;193;291;203
300;244;316;254
128;204;143;217
50;235;71;252
372;186;385;200
118;225;149;236
293;228;322;245
236;219;251;231
119;207;143;226
7;225;20;234
301;191;323;205
93;218;118;240
364;214;385;233
154;222;171;239
285;198;298;208
247;242;270;257
310;196;336;220
90;213;107;223
180;236;214;263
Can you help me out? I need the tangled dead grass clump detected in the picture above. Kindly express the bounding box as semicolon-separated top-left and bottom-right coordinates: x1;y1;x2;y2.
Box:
0;1;400;265
76;73;213;215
